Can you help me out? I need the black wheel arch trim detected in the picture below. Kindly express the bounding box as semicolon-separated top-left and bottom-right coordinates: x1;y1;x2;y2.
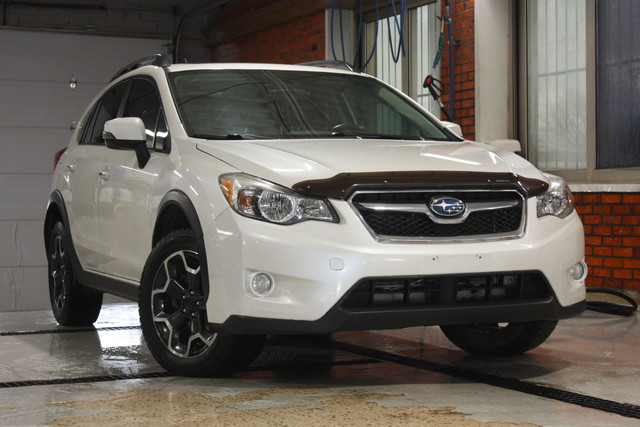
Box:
45;190;209;302
44;190;135;301
153;190;210;299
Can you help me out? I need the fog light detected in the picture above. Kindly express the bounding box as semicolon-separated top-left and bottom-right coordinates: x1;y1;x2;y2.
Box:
569;261;588;281
250;273;274;296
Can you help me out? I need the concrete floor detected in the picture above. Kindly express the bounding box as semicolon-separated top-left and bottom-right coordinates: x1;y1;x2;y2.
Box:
0;303;638;426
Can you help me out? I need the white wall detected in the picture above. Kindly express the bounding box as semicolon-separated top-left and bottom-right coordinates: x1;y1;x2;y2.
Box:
0;28;169;311
474;0;515;143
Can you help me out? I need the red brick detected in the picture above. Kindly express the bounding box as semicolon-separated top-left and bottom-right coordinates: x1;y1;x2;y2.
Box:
603;258;623;268
622;216;640;225
602;194;622;204
593;226;612;236
613;247;634;257
613;226;633;236
603;216;622;225
585;256;602;266
582;215;602;225
613;269;633;279
613;205;632;215
585;236;602;246
603;278;624;288
586;277;603;286
603;237;622;246
623;259;640;269
593;205;612;215
623;237;640;247
594;247;612;256
575;205;592;215
592;267;611;277
622;194;640;204
582;194;602;203
625;281;640;291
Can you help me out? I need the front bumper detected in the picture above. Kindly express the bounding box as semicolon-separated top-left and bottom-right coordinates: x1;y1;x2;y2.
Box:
204;200;586;333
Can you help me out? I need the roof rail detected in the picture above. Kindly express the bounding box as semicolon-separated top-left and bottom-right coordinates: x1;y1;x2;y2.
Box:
298;60;357;72
110;54;172;82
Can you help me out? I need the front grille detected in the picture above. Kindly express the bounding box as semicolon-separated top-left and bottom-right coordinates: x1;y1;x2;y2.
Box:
341;273;551;310
350;190;524;241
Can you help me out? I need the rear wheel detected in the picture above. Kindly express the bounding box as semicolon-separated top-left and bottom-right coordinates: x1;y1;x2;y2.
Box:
47;221;103;326
139;230;264;377
440;320;558;355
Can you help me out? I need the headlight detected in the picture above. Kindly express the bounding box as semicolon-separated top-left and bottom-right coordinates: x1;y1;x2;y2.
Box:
536;174;574;219
219;173;338;225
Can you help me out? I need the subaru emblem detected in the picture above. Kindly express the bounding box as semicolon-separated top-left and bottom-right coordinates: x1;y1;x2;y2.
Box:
429;196;466;217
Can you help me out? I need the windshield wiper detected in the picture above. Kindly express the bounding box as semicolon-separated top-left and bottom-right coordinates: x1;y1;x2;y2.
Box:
192;133;272;140
329;132;424;141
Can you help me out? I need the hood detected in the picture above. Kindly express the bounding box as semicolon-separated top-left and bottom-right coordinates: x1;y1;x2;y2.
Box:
196;138;546;190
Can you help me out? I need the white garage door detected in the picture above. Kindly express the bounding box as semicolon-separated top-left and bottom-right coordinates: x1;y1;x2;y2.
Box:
0;28;169;311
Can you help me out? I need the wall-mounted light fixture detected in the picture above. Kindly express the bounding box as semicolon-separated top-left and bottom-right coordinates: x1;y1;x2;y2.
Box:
69;76;77;90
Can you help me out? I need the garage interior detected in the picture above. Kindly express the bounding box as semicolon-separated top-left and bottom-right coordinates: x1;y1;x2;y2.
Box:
1;0;639;425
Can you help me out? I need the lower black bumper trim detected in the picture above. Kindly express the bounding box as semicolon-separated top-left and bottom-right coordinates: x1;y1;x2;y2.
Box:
214;299;586;335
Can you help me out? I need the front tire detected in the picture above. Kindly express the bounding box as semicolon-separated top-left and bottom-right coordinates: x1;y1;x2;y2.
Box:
47;222;103;326
440;320;558;355
139;230;264;377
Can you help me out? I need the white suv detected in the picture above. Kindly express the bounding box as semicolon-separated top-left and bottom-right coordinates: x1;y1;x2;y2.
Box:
45;55;587;376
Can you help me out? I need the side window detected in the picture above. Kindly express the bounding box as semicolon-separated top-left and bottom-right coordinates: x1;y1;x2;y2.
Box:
123;78;169;152
82;82;128;145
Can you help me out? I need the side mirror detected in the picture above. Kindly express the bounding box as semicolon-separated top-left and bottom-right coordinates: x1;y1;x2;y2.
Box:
484;139;522;153
103;118;150;168
441;121;463;138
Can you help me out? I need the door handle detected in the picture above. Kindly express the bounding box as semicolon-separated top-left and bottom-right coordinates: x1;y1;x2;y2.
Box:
99;170;111;181
66;164;76;173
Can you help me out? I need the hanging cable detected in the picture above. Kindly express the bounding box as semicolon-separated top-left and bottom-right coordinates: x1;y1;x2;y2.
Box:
385;0;406;63
352;0;364;67
586;288;638;317
423;3;452;121
359;0;379;72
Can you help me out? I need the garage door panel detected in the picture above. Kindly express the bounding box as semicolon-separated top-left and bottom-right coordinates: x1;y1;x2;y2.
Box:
0;220;45;268
0;267;49;311
0;81;103;128
0;127;73;174
0;30;168;83
0;29;169;311
0;174;51;221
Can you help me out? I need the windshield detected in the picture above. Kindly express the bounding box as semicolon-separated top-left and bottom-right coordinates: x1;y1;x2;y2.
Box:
169;69;454;141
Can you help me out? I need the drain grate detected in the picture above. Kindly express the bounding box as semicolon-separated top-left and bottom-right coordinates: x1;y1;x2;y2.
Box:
0;325;140;337
330;340;640;420
0;372;172;389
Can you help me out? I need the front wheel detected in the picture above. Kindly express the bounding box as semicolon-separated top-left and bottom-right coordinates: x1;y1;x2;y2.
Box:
139;230;264;377
440;320;558;355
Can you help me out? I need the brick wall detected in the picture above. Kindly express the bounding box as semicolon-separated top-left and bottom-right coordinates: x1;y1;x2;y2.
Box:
208;1;325;64
575;193;640;290
440;0;475;140
211;11;325;63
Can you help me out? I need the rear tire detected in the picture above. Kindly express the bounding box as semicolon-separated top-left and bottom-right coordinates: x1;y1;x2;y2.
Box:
440;320;558;355
47;222;103;326
139;229;264;377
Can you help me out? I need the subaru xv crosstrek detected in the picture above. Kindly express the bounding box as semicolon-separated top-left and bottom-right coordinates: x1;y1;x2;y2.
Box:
45;54;587;376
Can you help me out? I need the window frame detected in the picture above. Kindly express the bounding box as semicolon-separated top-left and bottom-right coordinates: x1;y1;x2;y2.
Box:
361;0;441;116
78;76;171;153
519;0;640;184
